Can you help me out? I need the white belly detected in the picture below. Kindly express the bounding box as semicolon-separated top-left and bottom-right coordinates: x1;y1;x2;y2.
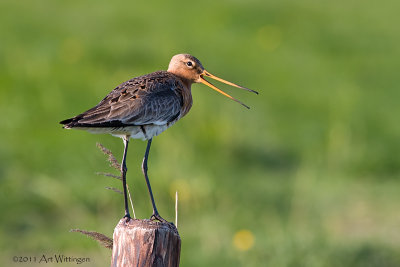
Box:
75;123;174;140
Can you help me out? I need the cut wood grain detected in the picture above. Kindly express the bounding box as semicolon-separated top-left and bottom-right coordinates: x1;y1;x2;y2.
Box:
111;218;181;267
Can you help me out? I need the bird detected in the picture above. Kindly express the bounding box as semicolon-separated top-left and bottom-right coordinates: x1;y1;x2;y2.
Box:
60;54;258;222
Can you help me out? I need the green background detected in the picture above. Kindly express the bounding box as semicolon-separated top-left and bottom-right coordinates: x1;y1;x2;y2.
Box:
1;0;400;266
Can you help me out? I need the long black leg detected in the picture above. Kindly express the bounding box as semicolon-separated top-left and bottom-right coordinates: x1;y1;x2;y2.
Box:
142;138;167;222
122;135;130;221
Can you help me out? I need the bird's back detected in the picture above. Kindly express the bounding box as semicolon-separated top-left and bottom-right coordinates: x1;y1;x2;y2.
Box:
60;71;193;140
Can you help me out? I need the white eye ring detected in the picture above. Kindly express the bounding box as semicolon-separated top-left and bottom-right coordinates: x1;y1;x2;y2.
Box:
186;61;193;67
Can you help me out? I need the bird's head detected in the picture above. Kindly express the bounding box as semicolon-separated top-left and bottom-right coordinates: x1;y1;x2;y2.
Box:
168;54;258;109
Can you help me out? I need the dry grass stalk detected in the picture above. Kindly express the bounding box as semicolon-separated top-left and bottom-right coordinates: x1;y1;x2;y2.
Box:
96;143;136;219
70;229;113;250
96;143;121;170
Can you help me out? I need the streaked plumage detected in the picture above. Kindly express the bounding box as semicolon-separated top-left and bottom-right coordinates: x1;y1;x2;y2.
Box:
60;54;257;222
61;71;191;140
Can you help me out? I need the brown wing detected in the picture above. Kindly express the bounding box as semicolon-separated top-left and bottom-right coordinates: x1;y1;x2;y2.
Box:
60;71;183;128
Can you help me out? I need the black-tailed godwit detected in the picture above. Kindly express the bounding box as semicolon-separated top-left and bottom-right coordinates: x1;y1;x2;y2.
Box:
60;54;258;222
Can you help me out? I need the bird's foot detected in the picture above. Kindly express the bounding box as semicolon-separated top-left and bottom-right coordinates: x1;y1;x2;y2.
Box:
123;213;131;222
150;213;168;224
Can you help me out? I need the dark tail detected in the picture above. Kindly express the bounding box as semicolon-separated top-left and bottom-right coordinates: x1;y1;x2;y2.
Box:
60;118;73;125
60;117;77;129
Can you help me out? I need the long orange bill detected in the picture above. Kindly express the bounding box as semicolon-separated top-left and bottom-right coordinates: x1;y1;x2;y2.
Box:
203;70;259;94
200;70;258;109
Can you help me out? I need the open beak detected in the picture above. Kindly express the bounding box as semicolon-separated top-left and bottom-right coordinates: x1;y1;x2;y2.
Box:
200;70;258;109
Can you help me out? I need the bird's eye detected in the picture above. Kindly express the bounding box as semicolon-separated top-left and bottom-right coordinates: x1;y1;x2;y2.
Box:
186;61;193;67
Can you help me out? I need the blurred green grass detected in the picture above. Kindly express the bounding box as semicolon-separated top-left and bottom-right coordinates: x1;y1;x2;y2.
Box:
1;0;400;266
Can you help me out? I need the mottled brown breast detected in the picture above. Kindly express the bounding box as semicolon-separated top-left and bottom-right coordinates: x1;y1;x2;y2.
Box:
169;73;193;120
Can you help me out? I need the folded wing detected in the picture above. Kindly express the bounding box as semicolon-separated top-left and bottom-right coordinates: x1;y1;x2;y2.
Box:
61;71;182;128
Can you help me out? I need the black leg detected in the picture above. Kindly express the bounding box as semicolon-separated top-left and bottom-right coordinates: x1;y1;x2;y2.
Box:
142;139;167;223
122;136;130;221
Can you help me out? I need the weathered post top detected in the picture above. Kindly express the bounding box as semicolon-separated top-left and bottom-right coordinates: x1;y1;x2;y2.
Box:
111;218;181;267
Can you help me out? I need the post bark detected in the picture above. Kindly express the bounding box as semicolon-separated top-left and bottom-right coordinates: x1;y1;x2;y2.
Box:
111;218;181;267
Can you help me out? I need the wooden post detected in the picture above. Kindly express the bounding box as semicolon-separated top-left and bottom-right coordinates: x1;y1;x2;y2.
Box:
111;218;181;267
